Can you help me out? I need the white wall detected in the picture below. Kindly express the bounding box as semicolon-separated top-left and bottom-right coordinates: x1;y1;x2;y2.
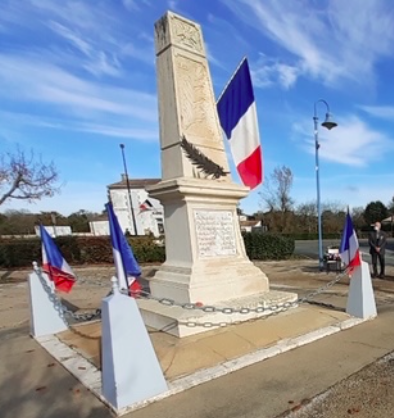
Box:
89;221;110;236
35;225;72;237
104;187;164;237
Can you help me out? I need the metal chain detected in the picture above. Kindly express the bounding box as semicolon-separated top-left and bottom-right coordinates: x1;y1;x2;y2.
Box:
33;265;101;324
33;263;346;329
133;271;346;318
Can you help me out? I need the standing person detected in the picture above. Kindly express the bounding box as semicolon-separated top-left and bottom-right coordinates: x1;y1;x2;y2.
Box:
368;221;387;278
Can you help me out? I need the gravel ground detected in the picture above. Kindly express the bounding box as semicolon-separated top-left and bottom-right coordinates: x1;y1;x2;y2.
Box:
282;352;394;418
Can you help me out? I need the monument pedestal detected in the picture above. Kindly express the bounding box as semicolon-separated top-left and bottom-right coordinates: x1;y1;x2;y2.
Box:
143;178;298;337
147;178;269;305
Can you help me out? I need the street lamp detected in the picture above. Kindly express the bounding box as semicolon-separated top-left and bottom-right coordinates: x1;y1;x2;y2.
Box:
119;144;138;236
314;99;338;270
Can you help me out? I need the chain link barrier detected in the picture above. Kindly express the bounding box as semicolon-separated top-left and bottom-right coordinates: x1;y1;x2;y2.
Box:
133;272;345;313
33;265;102;325
33;263;346;329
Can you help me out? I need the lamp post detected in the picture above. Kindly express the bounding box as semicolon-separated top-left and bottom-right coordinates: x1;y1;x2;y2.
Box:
119;144;138;236
313;99;337;270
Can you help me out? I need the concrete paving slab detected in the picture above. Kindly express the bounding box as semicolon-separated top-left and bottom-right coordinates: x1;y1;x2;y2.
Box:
46;304;369;414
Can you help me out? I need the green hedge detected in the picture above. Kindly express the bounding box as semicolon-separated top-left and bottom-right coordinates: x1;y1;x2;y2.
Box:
0;236;165;268
243;232;295;260
0;232;295;268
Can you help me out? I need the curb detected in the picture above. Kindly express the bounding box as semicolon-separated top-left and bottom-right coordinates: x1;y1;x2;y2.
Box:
35;316;369;416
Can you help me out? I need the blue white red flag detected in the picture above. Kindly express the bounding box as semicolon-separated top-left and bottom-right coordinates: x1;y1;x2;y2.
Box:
105;202;142;295
40;224;76;293
339;211;361;275
217;57;263;190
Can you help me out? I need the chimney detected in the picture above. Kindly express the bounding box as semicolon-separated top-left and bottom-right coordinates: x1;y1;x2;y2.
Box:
121;173;128;182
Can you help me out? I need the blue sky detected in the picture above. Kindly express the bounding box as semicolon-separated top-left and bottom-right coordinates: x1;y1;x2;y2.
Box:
1;0;394;216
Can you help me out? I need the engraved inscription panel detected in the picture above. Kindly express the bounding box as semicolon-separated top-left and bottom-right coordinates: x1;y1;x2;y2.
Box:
172;16;203;53
176;55;220;143
194;210;237;258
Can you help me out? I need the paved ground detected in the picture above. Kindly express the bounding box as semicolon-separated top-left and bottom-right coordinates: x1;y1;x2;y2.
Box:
2;261;394;418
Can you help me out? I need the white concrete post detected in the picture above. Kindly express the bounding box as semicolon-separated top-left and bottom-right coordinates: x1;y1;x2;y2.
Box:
346;260;377;319
28;262;68;338
101;277;168;412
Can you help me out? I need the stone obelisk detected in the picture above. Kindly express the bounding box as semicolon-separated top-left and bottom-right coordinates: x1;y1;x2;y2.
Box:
146;11;269;304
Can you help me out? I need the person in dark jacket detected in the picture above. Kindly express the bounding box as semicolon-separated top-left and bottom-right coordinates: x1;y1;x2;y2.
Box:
368;221;387;278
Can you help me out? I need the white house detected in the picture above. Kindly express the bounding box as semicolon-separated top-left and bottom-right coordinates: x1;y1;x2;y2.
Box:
89;176;164;237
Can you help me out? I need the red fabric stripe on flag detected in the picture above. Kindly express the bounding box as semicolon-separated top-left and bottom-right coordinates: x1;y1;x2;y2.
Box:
129;278;142;298
236;146;262;189
347;250;361;276
42;263;76;293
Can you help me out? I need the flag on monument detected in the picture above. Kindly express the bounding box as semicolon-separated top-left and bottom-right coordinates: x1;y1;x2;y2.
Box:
217;57;263;189
339;211;361;275
39;224;76;293
105;202;142;295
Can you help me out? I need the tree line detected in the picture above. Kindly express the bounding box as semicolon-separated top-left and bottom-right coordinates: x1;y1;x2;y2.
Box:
253;166;394;236
0;148;392;237
0;209;104;235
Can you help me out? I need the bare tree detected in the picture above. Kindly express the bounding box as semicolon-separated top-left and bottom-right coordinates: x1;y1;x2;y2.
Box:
259;166;294;232
296;201;317;233
260;165;294;212
0;149;60;206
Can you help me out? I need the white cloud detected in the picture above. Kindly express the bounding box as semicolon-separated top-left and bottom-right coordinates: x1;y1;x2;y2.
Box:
205;43;227;70
293;115;393;167
0;54;157;119
223;0;394;88
251;54;299;89
0;54;158;142
122;0;138;11
359;105;394;120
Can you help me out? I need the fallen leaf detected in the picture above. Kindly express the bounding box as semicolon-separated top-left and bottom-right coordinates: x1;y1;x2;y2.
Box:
78;366;86;370
35;386;46;392
291;404;302;412
26;349;35;353
288;400;294;404
47;363;55;368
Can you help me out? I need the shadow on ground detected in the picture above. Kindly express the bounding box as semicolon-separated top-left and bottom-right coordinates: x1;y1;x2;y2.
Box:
0;325;111;418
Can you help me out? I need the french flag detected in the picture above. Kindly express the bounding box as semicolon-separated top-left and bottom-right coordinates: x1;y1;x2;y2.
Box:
217;58;263;189
39;224;76;293
339;211;361;275
105;202;142;295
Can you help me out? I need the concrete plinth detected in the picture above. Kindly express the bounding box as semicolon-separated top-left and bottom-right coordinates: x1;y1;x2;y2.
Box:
138;290;298;338
147;178;270;307
28;268;68;338
346;260;377;319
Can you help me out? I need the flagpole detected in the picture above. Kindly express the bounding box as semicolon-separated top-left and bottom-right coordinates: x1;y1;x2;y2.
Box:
119;144;138;236
216;56;247;104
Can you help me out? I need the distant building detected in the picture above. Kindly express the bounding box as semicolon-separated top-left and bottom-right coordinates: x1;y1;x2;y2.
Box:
89;175;164;237
238;214;267;233
35;225;72;237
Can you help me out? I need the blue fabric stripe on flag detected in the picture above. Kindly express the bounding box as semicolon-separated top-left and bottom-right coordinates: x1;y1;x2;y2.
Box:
40;224;63;268
217;58;255;140
339;212;353;252
106;202;141;277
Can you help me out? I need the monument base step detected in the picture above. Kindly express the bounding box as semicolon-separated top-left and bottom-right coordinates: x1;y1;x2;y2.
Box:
138;290;298;338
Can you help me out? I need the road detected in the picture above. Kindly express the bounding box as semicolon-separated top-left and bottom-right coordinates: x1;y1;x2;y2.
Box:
295;239;394;267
